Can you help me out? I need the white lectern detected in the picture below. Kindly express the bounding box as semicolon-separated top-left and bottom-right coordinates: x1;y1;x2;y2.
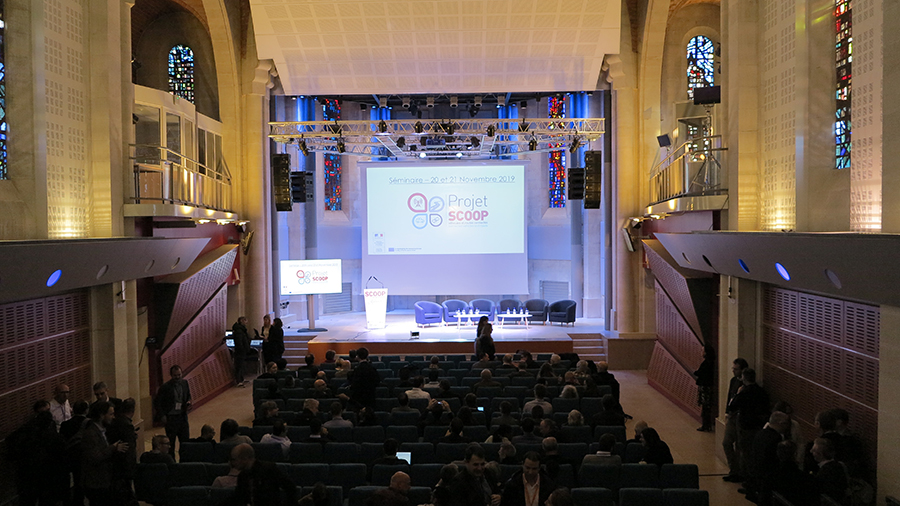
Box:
364;277;387;329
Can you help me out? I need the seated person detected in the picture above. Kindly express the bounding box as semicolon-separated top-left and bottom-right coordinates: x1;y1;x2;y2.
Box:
323;401;353;429
188;423;217;443
295;398;321;426
299;354;319;377
140;435;175;464
582;433;621;466
392;393;418;414
304;418;333;444
334;358;351;379
491;402;518;428
472;370;501;393
419;399;452;430
309;379;334;399
435;380;458;401
406;376;432;401
590;395;625;427
498;354;516;370
523;385;553;415
470;353;495;370
565;410;585;427
219;418;252;445
625;421;648;445
560;384;579;399
424;369;441;389
511;418;541;444
486;424;513;444
259;419;291;457
539;419;560;440
641;427;674;467
257;362;280;380
322;350;336;365
367;471;411;506
212;458;241;488
253;400;281;427
496;441;518;465
439;417;472;444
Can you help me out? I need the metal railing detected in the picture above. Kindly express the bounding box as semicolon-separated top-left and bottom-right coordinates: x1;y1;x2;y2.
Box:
130;144;233;212
649;135;726;205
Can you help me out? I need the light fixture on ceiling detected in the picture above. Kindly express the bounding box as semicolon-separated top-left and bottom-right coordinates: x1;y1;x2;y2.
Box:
450;96;458;108
528;136;538;151
426;96;435;108
402;97;411;109
468;104;481;117
329;121;342;135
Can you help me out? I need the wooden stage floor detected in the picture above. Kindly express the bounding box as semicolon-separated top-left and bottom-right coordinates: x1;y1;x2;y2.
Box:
284;310;606;357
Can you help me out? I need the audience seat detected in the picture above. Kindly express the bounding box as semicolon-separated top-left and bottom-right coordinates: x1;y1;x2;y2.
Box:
556;464;577;489
385;425;420;443
571;487;615;506
558;443;590;463
300;486;343;506
594;425;627;443
399;442;436;464
353;425;385;443
619;488;664;506
287;426;312;442
208;487;234;506
578;464;619;489
410;463;443;487
560;425;592;444
659;464;699;489
348;486;381;506
623;443;647;464
464;425;489;442
170;463;209;487
203;463;230;485
290;463;330;486
251;442;287;463
327;426;353;443
327;463;367;494
435;443;468;462
323;442;358;464
166;486;209;506
371;463;410;486
290;443;323;463
359;443;385;464
620;463;659;489
390;411;421;426
548;300;577;326
134;463;170;504
552;397;579;414
179;442;217;463
580;398;602;417
423;425;447;444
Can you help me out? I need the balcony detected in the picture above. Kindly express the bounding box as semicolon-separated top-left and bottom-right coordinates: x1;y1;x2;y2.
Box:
646;134;728;216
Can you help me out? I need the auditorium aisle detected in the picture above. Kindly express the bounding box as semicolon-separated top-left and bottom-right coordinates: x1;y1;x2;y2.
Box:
144;370;744;505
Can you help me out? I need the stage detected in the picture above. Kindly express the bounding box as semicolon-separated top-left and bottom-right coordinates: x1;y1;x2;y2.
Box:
283;310;606;358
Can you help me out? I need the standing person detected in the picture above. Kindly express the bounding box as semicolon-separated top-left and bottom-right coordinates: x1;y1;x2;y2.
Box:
722;358;749;482
107;398;138;506
258;314;273;363
8;409;68;506
80;401;129;506
50;384;73;428
344;347;380;410
726;368;770;482
475;323;496;361
267;317;286;364
232;316;251;386
154;364;192;456
499;452;554;506
694;345;715;432
476;316;490;341
448;445;501;506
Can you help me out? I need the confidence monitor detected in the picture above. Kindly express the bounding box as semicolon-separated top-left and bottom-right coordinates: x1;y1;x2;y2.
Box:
362;162;528;295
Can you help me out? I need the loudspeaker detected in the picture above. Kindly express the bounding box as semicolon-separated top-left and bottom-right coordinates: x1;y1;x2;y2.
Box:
568;168;585;200
273;154;292;211
657;134;672;148
290;172;315;203
584;150;602;209
692;85;721;105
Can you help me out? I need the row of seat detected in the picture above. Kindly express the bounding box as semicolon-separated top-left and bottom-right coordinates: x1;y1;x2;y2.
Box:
137;461;698;496
180;438;641;466
161;485;708;506
234;424;628;446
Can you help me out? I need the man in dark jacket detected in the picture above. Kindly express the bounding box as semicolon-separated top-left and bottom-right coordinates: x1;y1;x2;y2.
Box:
107;398;139;506
499;452;554;506
232;316;251;386
232;443;297;506
154;365;191;456
449;445;501;506
726;368;770;481
79;401;129;506
346;347;381;410
745;411;791;504
722;357;749;482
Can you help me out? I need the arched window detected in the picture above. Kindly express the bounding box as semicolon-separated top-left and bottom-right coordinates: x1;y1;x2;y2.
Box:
686;35;715;99
168;45;195;103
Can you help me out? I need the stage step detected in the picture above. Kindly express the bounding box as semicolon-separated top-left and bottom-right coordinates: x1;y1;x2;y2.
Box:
570;334;607;363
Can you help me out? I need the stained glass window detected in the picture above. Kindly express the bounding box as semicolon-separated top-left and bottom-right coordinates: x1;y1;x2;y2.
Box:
835;0;851;169
168;45;195;103
0;0;7;180
686;35;715;99
548;96;567;208
323;98;342;211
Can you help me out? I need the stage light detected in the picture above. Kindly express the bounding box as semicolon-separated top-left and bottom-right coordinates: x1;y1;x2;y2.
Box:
470;136;481;149
450;96;458;108
528;137;538;151
336;139;346;153
468;104;481;117
299;139;310;157
497;95;506;108
456;152;463;158
396;136;406;148
518;120;530;132
379;96;388;108
377;120;388;133
474;96;482;107
426;96;435;108
420;136;428;146
520;100;528;109
329;121;342;135
402;97;411;109
486;125;495;137
569;136;582;153
414;121;424;133
419;151;427;158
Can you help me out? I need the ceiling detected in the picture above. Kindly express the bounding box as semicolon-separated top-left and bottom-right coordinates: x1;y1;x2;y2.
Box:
250;0;621;96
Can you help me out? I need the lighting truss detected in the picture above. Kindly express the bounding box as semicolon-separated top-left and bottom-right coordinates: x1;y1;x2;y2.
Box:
269;118;605;159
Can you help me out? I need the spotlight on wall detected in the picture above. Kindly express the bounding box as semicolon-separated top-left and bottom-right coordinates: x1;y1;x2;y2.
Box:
528;137;538;151
402;97;411;109
450;96;458;108
426;96;435;108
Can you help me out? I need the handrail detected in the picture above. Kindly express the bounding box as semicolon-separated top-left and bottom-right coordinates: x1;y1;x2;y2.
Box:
649;135;726;206
129;144;233;212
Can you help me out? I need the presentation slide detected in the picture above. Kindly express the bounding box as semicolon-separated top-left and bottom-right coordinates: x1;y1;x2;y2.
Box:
362;162;528;295
280;259;342;295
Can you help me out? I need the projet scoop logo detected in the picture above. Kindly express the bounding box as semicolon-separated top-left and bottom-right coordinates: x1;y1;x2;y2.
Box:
408;193;444;229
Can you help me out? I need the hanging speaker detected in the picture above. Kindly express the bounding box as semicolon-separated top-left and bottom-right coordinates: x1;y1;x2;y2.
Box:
273;154;292;211
568;168;585;200
584;151;602;209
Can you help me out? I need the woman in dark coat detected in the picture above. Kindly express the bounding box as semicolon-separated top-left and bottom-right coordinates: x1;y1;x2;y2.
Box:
265;317;285;364
474;322;496;361
693;345;715;432
641;427;674;467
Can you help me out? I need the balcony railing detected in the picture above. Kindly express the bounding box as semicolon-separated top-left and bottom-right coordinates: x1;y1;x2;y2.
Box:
649;135;726;206
130;144;233;212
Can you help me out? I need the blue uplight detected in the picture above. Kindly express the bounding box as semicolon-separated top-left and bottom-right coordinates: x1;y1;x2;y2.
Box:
46;269;62;287
738;259;750;273
775;263;791;281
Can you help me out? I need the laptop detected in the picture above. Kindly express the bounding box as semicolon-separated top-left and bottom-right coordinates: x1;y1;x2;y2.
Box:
225;339;235;348
250;339;263;347
396;451;412;465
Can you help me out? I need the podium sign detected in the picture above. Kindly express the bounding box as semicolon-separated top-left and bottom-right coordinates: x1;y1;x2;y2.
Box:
364;288;388;329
